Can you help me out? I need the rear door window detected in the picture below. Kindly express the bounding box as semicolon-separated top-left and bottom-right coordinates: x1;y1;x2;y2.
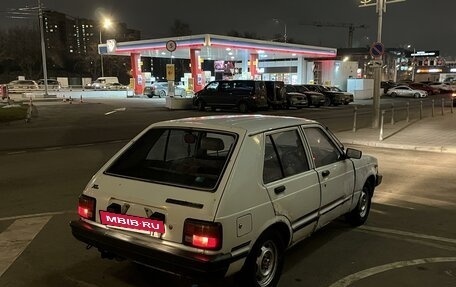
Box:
263;129;310;184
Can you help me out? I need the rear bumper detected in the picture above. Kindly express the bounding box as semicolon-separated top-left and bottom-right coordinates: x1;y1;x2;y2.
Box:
70;220;241;278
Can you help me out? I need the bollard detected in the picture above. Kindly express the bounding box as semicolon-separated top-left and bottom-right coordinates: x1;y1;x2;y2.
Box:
62;95;66;102
390;103;395;125
406;102;410;123
379;110;385;141
352;106;358;132
80;94;83;103
431;99;434;117
69;96;72;104
452;100;454;114
420;101;423;120
441;98;444;115
25;97;33;123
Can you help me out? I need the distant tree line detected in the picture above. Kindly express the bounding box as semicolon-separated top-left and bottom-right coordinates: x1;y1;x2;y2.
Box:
0;20;302;84
0;24;131;84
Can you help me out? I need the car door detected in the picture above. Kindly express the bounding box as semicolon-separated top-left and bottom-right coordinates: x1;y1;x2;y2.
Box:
302;126;355;228
262;128;321;243
218;81;235;107
201;81;220;106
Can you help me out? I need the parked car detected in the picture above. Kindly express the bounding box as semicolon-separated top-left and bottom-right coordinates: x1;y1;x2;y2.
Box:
324;86;353;105
193;80;268;112
407;82;440;95
291;85;326;107
264;81;286;109
281;85;309;108
6;80;39;93
386;85;427;98
381;80;398;94
105;82;129;90
144;82;186;98
70;115;382;287
302;84;345;106
427;82;456;94
37;79;61;90
85;77;120;89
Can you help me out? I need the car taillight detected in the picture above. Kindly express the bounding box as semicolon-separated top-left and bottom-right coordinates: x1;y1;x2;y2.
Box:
78;195;96;221
183;219;222;250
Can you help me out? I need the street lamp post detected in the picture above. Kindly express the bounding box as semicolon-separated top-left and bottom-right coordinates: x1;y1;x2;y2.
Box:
99;18;112;77
359;0;406;128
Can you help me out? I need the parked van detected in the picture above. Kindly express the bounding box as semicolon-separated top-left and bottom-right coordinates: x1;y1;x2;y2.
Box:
86;77;119;89
193;80;268;113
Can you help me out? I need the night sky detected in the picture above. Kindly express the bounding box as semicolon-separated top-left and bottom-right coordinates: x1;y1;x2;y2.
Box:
1;0;455;57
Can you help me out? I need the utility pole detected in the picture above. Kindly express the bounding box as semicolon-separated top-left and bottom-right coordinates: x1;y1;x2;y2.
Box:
38;0;48;96
359;0;406;128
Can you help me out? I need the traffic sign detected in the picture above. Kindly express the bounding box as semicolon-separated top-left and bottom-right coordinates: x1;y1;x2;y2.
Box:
166;40;177;52
370;42;385;58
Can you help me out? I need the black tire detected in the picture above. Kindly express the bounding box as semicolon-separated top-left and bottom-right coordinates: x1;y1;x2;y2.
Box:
390;92;397;98
414;93;420;98
324;97;331;106
159;90;166;98
197;100;205;111
239;102;249;113
346;183;372;226
146;94;153;98
238;231;285;287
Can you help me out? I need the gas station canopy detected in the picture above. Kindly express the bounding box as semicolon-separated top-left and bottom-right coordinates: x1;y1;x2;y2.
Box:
99;34;337;61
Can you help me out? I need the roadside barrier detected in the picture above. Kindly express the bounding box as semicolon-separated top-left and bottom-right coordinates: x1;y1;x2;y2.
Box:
352;97;455;141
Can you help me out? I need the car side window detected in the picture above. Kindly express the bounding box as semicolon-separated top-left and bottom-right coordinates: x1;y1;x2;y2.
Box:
220;82;233;93
303;127;342;168
206;82;219;91
263;130;310;184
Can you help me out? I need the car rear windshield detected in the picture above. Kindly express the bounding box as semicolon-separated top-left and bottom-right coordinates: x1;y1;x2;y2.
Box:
105;128;237;190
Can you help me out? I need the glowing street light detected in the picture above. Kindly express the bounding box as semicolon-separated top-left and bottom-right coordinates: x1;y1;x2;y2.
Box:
99;17;113;77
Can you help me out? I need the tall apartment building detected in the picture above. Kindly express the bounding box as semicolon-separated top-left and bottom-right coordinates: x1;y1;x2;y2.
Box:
42;10;141;56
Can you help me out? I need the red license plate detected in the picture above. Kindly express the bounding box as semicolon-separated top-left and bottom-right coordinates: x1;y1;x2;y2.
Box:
100;211;165;234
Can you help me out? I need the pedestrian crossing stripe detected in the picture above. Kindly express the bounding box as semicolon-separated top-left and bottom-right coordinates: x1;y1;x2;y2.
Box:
0;216;51;277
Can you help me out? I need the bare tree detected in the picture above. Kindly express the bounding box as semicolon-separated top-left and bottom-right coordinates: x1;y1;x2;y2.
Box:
169;20;192;37
2;26;41;80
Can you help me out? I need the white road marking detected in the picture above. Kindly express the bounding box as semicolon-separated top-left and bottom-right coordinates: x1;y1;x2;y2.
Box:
44;147;62;151
0;216;51;277
328;257;456;287
105;107;126;115
359;225;456;245
0;210;75;222
6;151;26;155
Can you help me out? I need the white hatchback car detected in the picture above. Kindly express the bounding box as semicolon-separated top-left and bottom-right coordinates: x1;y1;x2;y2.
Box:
70;115;382;287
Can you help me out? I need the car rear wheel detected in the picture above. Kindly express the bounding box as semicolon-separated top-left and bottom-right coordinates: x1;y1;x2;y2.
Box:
238;231;285;287
346;183;372;226
414;93;420;98
324;97;331;106
390;92;397;97
159;90;166;98
197;100;205;111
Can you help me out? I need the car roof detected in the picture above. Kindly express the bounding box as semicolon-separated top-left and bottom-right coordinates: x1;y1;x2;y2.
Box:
151;115;318;135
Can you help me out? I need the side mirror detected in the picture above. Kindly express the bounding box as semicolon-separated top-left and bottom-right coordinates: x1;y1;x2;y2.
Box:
346;148;362;159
